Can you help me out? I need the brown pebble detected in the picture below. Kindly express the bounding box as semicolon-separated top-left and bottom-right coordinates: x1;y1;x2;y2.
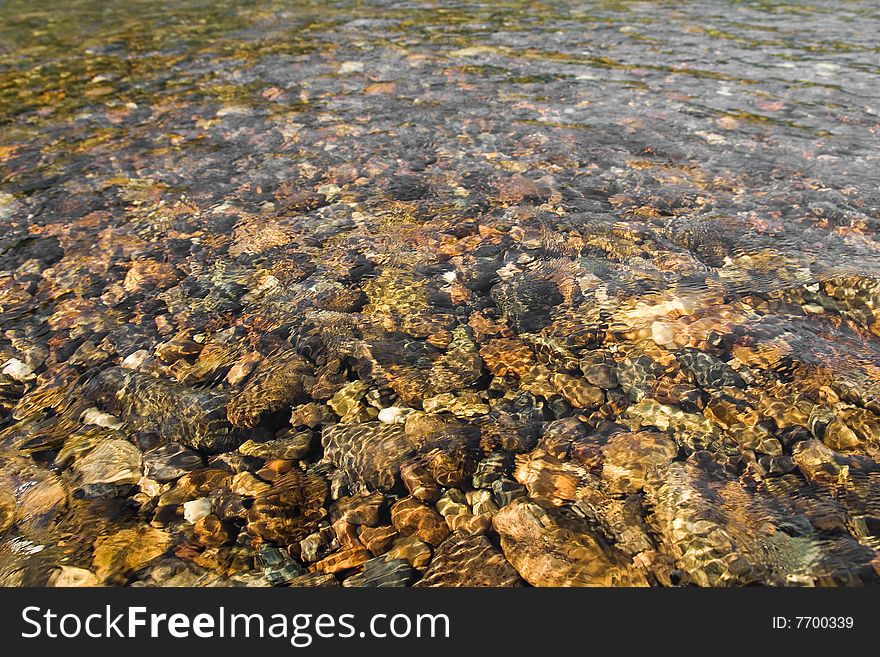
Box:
359;525;399;556
390;496;450;546
312;547;371;574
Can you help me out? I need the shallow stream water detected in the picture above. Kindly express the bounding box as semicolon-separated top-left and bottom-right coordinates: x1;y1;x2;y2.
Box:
0;0;879;586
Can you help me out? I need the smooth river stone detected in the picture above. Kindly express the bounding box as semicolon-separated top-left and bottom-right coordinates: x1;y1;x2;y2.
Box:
226;351;313;429
71;438;143;489
390;496;449;546
493;499;648;587
93;526;170;583
601;431;678;493
83;367;244;453
246;470;328;543
513;450;587;506
415;533;522;587
322;422;414;491
343;557;417;587
144;442;204;482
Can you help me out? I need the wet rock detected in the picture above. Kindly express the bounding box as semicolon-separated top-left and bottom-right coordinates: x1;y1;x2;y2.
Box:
155;338;203;364
83;367;244;453
793;440;844;481
331;492;384;526
289;572;339;588
514;451;586;506
359;525;399;556
466;489;498;515
332;518;363;549
121;350;151;371
824;416;861;451
493;499;647;586
641;458;862;586
7;3;880;590
704;397;758;431
435;489;469;518
400;459;441;502
79;407;124;429
299;526;339;563
575;489;657;560
479;338;534;377
238;430;312;460
378;406;407;424
183;498;212;523
728;423;782;456
225;352;262;386
322;420;452;491
123;259;180;293
230;472;271;497
343;557;417;587
144;443;204;482
423;444;474;488
491;272;564;334
259;546;305;584
2;358;35;383
322;422;411;491
210;488;248;522
446;513;492;535
807;404;837;440
48;566;99;587
403;411;449;443
312;547;371;575
71;438;142;493
246;470;328;543
290;402;336;429
478;393;545;452
537;416;591;459
177;469;232;497
824;408;880;457
256;459;294;482
650;321;678;349
328;380;371;422
386;175;430;201
601;431;678;493
391;496;450;546
416;533;522;587
227;351;312;429
428;325;483;390
422;391;489;417
0;489;16;534
677;350;744;388
177;339;242;387
473;452;514;489
625;397;721;451
550;373;604;409
385;535;432;570
580;360;619;389
195;514;234;548
491;478;527;507
93;526;170;583
617;356;663;402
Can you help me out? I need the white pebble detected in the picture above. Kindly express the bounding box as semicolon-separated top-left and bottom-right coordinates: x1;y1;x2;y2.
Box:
80;407;124;430
650;321;676;348
339;61;364;74
183;498;212;523
378;406;405;424
121;349;150;370
2;358;34;382
137;476;166;498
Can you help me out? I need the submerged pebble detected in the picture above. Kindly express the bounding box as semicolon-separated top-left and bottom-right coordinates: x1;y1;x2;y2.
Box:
0;0;878;588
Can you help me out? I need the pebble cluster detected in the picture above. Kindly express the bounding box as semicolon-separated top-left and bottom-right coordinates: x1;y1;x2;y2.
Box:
1;0;879;586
